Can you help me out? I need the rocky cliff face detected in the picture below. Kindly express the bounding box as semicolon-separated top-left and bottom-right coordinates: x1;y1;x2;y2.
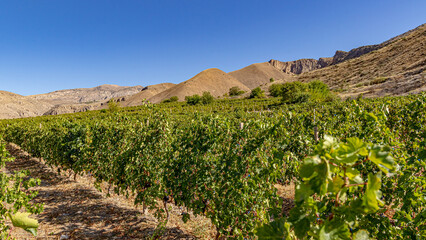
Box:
269;45;384;75
270;24;426;75
331;45;382;65
268;59;324;74
318;57;333;68
298;23;426;98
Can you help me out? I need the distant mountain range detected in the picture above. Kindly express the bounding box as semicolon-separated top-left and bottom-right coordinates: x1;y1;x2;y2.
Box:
1;23;425;119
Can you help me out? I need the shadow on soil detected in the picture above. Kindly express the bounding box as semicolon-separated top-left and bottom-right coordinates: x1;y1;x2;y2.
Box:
6;144;196;239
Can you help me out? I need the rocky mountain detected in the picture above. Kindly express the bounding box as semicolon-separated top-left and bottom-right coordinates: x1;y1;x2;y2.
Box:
0;91;53;119
268;23;426;76
1;23;424;119
298;23;426;98
0;84;144;119
148;68;250;103
29;84;143;106
268;59;325;75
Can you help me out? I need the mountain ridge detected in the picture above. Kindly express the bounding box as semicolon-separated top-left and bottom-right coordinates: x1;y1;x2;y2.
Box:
1;23;425;119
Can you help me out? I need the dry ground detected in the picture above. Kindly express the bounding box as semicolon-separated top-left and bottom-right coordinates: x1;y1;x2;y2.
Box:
4;143;295;239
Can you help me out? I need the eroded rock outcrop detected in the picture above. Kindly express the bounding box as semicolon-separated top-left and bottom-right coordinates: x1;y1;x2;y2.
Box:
268;59;324;74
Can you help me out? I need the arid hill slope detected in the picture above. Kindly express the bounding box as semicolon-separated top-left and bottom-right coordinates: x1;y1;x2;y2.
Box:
119;83;176;107
0;91;53;119
148;68;250;103
0;84;144;119
29;84;143;105
298;23;426;98
229;62;294;89
269;24;426;77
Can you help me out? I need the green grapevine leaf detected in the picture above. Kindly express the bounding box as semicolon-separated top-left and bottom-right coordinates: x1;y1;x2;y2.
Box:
255;218;291;240
319;219;351;240
299;155;321;179
336;137;367;163
295;183;313;202
8;212;39;236
369;145;396;174
346;168;364;184
354;230;370;240
362;173;383;213
328;176;345;193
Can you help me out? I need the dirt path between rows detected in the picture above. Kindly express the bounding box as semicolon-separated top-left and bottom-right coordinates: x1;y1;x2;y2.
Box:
5;143;201;240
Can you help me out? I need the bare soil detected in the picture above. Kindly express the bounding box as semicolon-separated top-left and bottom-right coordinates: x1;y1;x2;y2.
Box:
5;143;203;240
5;143;295;239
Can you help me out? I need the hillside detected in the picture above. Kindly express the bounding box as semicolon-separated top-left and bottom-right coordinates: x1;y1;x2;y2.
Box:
0;91;53;119
297;23;426;98
229;62;294;89
119;83;176;107
269;58;332;75
1;24;424;119
148;68;250;103
29;84;143;105
269;23;426;80
0;84;144;119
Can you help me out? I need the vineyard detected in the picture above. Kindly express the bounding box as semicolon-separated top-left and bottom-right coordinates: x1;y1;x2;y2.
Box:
0;93;425;239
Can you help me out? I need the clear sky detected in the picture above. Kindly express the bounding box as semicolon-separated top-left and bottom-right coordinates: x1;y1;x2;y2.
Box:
0;0;425;96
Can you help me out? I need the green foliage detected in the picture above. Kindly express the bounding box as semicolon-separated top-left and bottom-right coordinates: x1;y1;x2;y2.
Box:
107;98;120;112
0;138;43;238
185;94;201;105
200;91;214;105
307;80;337;103
280;80;336;104
269;84;284;97
269;78;275;83
162;96;179;103
229;86;245;96
8;212;39;236
257;134;398;239
0;93;424;239
249;87;265;99
280;81;308;103
169;96;179;102
185;92;214;105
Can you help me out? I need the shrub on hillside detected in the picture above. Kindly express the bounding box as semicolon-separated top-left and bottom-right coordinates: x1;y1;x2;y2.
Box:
249;87;265;99
162;96;179;103
281;81;308;103
229;86;245;96
201;91;215;105
108;99;120;112
280;80;336;104
269;84;284;97
307;80;337;102
185;94;201;105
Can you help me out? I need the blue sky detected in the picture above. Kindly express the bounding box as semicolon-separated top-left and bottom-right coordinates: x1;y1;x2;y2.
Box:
0;0;425;96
